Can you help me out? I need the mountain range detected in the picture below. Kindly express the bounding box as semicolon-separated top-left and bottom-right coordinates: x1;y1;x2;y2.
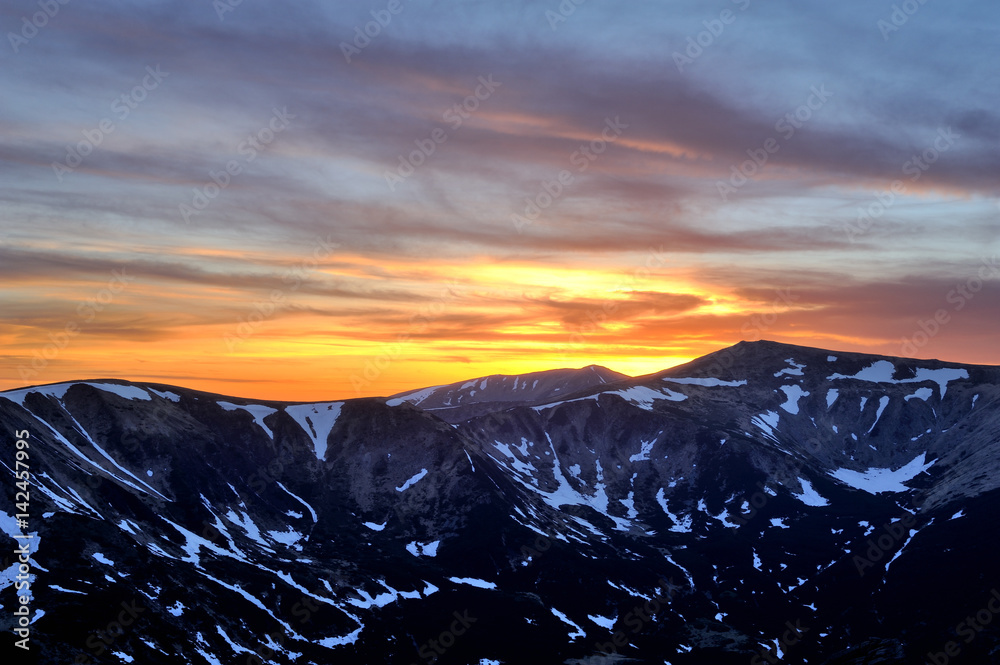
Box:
2;340;999;664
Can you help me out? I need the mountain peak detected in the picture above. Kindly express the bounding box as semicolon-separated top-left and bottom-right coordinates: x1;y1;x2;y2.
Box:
385;364;629;421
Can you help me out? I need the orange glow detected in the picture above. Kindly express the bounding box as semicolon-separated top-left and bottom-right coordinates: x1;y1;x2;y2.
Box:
2;249;996;402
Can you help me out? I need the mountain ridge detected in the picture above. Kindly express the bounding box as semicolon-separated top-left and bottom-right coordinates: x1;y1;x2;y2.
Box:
6;339;996;408
2;340;1000;664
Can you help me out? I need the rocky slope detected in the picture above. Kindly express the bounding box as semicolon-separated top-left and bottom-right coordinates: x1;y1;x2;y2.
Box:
1;341;999;664
387;364;627;423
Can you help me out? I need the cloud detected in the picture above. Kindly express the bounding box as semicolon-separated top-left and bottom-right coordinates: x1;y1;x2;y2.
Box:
1;0;997;397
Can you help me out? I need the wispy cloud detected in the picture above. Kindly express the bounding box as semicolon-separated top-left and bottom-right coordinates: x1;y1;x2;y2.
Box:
1;0;997;398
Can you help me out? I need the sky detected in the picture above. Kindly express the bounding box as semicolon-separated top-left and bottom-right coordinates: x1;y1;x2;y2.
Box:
1;0;998;401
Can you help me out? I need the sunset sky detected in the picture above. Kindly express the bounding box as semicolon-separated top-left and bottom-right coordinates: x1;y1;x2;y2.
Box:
1;0;998;401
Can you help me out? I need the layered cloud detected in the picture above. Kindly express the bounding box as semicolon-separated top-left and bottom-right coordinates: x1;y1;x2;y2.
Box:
1;0;997;399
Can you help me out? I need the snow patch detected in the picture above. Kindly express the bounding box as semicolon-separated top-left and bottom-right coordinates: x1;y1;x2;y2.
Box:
867;396;890;434
778;385;810;414
905;387;933;402
656;488;692;533
913;367;969;398
609;385;686;409
792;478;829;507
752;411;781;437
829;362;969;398
92;552;115;566
497;435;631;531
406;540;440;557
387;385;442;407
276;482;318;522
396;468;428;492
86;383;152;401
662;377;747;387
588;613;616;630
267;528;304;547
830;453;935;494
149;389;181;402
826;389;839;408
629;438;656;462
285;402;343;460
218;402;277;438
774;358;805;377
448;577;496;589
829;360;896;383
318;627;363;647
551;608;586;640
216;625;254;655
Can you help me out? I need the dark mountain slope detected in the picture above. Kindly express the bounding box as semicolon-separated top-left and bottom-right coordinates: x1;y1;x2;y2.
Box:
1;341;999;664
387;364;628;422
